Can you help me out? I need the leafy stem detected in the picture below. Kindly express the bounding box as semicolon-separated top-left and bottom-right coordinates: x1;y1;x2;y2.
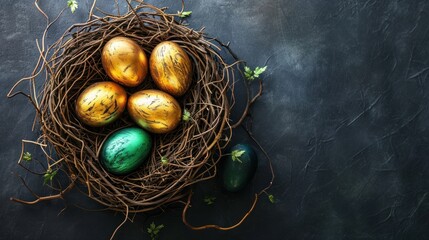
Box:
161;156;169;166
43;168;58;185
263;191;276;203
182;109;191;122
231;150;245;163
147;222;164;240
204;195;216;205
23;152;32;162
268;194;276;203
244;65;267;81
67;0;78;13
177;10;192;18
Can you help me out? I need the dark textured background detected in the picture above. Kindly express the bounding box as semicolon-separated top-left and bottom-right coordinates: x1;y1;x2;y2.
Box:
1;0;429;239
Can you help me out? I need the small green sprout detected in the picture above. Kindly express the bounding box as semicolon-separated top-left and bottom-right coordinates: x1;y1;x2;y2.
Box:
67;0;78;13
23;152;32;162
182;109;191;122
147;222;164;240
231;149;245;163
178;10;192;18
161;156;169;166
204;196;216;205
244;65;267;81
43;168;58;185
268;194;276;203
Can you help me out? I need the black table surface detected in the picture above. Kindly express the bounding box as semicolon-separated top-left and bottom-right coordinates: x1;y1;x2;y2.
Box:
1;0;429;239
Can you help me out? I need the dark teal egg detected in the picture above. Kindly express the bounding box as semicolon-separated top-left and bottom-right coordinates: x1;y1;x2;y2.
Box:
222;144;258;192
99;127;152;175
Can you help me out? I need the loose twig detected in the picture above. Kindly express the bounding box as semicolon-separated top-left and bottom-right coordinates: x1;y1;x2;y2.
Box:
11;175;76;205
182;191;259;230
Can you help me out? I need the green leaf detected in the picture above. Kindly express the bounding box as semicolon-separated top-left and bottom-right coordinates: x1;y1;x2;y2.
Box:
147;222;164;240
178;10;192;18
23;152;32;162
244;66;253;80
161;156;169;166
244;65;267;81
268;194;276;203
182;109;191;122
204;196;216;205
43;168;58;185
231;150;245;163
67;0;78;13
157;224;164;230
254;66;267;77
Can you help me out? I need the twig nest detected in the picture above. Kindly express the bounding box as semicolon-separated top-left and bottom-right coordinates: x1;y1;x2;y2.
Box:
38;3;232;213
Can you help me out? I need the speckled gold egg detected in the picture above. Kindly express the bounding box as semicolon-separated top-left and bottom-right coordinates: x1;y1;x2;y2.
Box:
149;41;192;97
75;82;127;127
101;36;148;87
127;89;182;134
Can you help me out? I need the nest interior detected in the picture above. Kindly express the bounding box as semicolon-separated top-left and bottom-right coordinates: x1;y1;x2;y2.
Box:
35;3;234;213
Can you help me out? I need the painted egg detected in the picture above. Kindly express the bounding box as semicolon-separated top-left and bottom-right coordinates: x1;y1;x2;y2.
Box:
127;89;182;134
99;127;152;175
149;41;192;97
222;144;258;192
101;36;148;87
75;81;127;127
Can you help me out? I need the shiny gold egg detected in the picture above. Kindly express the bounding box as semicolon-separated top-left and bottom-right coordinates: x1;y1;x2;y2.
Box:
149;41;192;97
101;36;148;87
127;89;182;134
75;81;127;127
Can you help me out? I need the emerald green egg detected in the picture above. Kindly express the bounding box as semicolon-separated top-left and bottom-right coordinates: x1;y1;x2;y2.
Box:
99;127;152;175
222;144;258;192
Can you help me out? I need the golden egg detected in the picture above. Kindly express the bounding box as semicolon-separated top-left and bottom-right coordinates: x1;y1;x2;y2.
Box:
75;81;127;127
101;36;148;87
149;41;192;97
127;89;182;134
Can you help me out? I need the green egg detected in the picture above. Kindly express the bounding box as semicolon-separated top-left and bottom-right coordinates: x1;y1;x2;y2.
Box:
222;144;258;192
99;127;152;175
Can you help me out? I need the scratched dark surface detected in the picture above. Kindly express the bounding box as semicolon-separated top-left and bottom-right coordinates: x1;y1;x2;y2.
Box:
1;0;429;239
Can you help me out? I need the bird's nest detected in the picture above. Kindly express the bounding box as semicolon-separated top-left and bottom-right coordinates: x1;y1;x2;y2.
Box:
9;0;273;237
